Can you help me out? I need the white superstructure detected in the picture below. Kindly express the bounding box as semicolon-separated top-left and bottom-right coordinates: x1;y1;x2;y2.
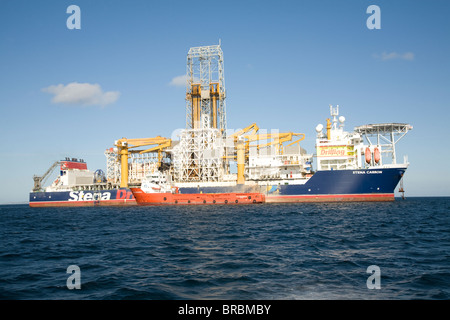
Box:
315;105;412;171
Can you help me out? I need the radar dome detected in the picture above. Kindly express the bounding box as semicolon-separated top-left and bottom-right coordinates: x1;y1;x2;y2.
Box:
339;116;345;123
315;124;323;132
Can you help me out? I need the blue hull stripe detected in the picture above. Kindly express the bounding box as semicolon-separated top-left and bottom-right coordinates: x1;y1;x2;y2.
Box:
179;168;406;196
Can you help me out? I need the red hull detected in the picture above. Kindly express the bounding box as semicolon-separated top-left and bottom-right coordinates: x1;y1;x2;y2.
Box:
265;193;395;203
130;188;265;205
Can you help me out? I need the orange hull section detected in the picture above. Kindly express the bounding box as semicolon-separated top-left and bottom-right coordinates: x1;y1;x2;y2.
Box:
130;188;265;205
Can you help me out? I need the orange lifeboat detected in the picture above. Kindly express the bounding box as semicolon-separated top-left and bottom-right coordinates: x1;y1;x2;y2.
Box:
374;147;381;164
365;147;372;164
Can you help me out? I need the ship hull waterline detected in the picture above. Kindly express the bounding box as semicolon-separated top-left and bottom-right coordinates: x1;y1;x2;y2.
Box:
29;168;406;206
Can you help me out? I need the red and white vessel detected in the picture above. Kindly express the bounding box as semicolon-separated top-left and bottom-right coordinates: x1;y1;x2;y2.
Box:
29;157;135;207
130;172;265;205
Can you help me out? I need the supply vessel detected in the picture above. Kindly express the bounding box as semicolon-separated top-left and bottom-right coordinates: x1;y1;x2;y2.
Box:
129;171;264;205
29;158;135;207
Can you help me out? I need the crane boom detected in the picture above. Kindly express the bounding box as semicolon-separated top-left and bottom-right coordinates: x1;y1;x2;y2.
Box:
229;123;259;141
242;132;305;154
230;130;305;185
115;136;172;188
32;161;61;192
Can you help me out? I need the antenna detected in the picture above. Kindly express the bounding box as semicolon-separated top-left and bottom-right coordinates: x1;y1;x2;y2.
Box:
329;105;339;129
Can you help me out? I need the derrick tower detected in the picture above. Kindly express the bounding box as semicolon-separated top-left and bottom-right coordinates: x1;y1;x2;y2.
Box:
185;44;226;132
171;44;228;183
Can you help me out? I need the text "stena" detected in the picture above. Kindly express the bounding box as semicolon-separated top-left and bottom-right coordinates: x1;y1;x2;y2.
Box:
68;191;111;201
353;170;382;175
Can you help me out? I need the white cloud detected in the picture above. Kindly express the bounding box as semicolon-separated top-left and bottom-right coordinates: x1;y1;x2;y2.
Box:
42;82;120;107
169;74;189;87
401;52;415;61
373;52;415;61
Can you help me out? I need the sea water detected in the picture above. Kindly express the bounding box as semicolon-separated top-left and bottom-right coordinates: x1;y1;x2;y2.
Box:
0;197;449;300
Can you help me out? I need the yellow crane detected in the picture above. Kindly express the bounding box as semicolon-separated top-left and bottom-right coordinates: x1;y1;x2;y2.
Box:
226;126;305;185
228;123;260;142
224;123;260;184
115;136;172;188
227;124;304;154
224;123;260;159
237;132;305;184
223;123;305;184
242;132;305;154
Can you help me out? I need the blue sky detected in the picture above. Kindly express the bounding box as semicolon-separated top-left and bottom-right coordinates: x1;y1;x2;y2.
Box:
1;0;449;203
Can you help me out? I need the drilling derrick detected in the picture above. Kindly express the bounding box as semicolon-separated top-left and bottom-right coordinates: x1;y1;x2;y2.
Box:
171;44;227;183
186;44;226;132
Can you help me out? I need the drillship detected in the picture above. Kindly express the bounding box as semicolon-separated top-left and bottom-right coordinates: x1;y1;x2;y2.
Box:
131;105;412;205
120;45;413;205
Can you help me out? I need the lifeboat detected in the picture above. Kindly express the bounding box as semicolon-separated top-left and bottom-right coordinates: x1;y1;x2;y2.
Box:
365;147;372;164
374;147;381;164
